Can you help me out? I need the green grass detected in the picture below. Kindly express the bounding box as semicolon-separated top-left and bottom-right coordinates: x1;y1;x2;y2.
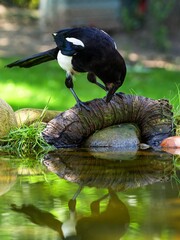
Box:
0;58;180;112
0;122;54;158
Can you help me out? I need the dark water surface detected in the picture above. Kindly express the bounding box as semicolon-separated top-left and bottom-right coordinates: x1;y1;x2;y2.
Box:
0;149;179;240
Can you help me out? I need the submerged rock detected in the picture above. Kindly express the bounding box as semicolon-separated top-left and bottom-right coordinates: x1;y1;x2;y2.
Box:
0;98;17;137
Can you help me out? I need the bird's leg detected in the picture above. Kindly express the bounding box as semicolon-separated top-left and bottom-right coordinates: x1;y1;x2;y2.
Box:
65;73;90;111
67;184;83;212
87;72;106;91
65;73;79;102
62;185;84;238
72;184;84;201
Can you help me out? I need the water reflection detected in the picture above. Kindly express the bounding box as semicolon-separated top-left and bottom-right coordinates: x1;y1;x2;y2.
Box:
43;148;174;191
11;189;130;240
3;149;179;240
0;158;17;196
11;203;62;235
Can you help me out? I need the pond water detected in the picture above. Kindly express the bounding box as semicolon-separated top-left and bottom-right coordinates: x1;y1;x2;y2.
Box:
0;148;179;240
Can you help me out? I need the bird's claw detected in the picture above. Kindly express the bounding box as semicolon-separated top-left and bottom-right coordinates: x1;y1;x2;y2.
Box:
115;92;125;98
106;91;125;102
76;101;91;111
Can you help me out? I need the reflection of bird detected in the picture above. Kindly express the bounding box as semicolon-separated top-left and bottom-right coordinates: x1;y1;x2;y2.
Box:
11;189;129;240
11;204;63;235
76;189;130;240
6;27;126;109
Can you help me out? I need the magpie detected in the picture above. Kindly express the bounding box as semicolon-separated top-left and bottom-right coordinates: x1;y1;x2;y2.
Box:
6;27;126;109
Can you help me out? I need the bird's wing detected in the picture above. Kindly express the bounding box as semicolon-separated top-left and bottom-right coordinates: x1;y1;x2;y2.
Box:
6;48;59;68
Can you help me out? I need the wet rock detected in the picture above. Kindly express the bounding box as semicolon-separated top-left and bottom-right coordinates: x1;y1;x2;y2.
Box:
139;143;150;150
160;136;180;155
160;136;180;148
0;98;17;137
84;123;141;149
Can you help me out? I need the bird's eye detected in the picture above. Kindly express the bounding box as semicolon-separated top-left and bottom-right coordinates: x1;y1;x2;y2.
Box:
66;37;85;48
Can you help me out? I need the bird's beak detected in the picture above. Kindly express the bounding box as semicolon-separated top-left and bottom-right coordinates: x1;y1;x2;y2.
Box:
105;83;120;102
105;83;114;91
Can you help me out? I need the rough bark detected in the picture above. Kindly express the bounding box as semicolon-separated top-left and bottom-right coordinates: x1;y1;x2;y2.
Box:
42;93;173;148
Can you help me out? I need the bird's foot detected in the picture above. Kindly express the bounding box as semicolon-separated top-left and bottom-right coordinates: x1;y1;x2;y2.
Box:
69;87;91;111
76;100;91;111
115;92;125;99
106;91;125;102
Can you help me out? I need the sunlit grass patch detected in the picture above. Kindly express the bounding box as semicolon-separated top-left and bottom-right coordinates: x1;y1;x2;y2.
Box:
0;122;54;158
2;58;179;111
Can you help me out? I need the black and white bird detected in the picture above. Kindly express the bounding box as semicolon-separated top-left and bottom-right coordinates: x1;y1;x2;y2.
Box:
6;27;126;109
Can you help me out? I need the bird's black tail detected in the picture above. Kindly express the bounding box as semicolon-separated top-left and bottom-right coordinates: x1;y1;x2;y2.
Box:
6;47;59;68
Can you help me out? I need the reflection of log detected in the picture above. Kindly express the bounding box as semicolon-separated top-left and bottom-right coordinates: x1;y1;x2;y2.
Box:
0;160;17;196
43;149;174;191
42;94;173;148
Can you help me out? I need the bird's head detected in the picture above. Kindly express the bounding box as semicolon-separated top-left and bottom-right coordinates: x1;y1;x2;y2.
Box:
52;31;85;56
105;52;127;102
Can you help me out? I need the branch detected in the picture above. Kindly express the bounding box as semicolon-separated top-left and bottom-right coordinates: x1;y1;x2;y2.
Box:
42;93;173;148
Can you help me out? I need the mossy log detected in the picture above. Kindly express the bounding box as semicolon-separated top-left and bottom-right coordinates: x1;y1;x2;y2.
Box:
42;93;173;148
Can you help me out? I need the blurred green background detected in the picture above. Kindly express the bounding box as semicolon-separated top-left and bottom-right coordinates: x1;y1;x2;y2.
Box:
0;0;179;112
1;58;180;112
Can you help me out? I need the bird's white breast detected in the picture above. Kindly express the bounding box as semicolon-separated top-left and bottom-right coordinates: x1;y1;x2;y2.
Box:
57;51;73;73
